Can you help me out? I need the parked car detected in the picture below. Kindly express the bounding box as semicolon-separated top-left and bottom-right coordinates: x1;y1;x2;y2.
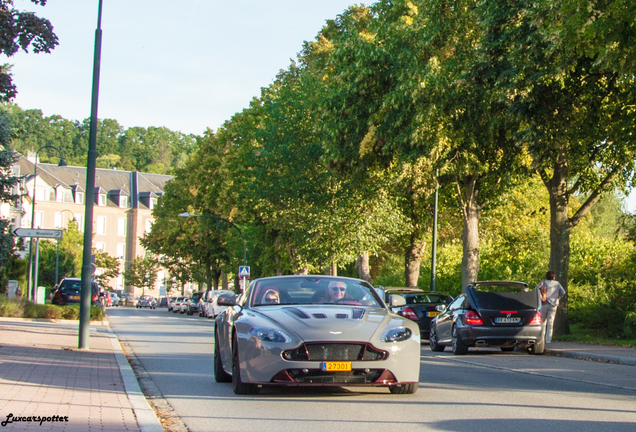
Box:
187;291;205;316
429;281;545;355
384;287;453;339
214;275;420;395
136;295;157;309
52;278;101;306
171;296;188;313
202;290;235;318
115;290;129;306
111;292;120;307
167;296;177;312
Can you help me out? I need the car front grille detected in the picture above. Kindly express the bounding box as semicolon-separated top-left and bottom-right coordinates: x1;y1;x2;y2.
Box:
282;343;387;361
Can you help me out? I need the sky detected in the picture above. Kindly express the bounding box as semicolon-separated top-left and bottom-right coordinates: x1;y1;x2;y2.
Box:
5;0;636;212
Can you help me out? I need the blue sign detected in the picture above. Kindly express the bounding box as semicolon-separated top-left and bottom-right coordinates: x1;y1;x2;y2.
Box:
239;266;250;278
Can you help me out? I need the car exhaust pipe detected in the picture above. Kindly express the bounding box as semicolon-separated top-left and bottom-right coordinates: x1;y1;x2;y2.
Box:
475;340;487;346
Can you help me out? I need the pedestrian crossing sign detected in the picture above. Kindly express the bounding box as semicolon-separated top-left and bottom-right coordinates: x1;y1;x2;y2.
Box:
239;266;250;278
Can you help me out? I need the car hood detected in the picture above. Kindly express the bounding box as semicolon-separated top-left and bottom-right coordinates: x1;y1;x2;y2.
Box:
255;305;397;342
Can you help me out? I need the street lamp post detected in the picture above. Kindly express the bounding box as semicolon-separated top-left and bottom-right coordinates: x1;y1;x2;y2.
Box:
27;145;68;300
178;212;248;291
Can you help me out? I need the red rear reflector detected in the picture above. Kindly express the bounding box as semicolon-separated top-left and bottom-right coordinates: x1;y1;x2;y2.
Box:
54;292;61;299
401;308;418;320
465;310;483;325
530;312;542;325
91;294;98;302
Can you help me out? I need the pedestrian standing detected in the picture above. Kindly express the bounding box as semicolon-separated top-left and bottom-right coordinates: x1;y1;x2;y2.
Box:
537;270;565;343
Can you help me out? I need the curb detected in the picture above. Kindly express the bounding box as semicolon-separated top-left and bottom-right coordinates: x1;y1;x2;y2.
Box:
545;349;636;366
0;316;107;325
104;322;164;432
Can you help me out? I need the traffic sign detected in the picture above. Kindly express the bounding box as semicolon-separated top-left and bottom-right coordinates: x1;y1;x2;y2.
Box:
238;266;250;278
12;228;63;239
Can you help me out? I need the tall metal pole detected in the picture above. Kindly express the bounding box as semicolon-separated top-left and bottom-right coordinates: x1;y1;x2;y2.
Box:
79;0;103;349
430;169;439;292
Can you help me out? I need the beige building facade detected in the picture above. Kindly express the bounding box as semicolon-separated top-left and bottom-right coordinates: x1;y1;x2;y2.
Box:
3;154;177;299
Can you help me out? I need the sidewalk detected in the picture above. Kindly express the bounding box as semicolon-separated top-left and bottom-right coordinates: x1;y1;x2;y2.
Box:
0;318;162;432
545;341;636;366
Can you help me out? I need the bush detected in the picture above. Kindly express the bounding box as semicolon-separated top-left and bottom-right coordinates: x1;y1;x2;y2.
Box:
0;295;104;321
625;312;636;338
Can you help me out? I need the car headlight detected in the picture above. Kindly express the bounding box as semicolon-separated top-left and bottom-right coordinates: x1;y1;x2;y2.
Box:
251;327;292;343
381;327;413;342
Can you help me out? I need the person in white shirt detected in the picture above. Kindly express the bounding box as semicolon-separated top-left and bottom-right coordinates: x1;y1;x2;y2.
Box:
538;270;565;343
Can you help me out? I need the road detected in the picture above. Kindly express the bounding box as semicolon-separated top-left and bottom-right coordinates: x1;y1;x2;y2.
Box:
107;307;636;432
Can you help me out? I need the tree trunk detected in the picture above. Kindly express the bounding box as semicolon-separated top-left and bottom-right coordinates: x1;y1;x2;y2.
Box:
405;228;426;287
357;252;371;282
331;262;337;276
221;270;228;290
460;176;482;289
545;150;571;336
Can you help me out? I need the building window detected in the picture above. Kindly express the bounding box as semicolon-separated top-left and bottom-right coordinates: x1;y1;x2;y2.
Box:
75;192;84;205
145;219;153;233
95;242;105;251
35;187;46;201
34;211;43;228
98;194;106;206
118;218;126;237
56;189;64;202
119;196;127;208
116;243;125;260
116;275;123;289
96;216;106;235
149;198;156;210
54;212;62;228
76;215;83;232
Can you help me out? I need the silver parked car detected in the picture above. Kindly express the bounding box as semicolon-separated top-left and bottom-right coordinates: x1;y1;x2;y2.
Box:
202;290;235;318
214;275;420;395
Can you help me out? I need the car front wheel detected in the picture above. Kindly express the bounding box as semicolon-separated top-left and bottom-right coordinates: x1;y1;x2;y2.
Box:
232;333;259;395
389;383;418;394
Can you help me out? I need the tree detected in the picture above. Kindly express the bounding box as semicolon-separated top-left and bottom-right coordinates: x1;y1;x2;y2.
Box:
123;256;159;297
476;0;636;334
0;0;58;101
93;249;120;288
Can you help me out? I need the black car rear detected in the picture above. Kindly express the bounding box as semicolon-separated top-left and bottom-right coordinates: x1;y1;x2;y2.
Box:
429;281;545;355
388;289;454;338
52;278;101;306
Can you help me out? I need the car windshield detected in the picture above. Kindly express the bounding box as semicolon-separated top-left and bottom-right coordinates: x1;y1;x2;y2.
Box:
60;281;81;291
249;277;383;307
405;294;452;305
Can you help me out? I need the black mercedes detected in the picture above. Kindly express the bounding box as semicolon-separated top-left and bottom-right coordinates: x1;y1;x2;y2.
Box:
429;281;545;355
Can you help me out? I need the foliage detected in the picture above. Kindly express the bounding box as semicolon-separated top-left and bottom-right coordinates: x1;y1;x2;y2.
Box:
92;249;120;287
32;220;83;287
123;255;159;296
0;0;58;101
1;104;199;173
0;295;104;321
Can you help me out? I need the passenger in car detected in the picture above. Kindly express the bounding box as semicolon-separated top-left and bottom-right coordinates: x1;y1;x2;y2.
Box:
263;289;280;304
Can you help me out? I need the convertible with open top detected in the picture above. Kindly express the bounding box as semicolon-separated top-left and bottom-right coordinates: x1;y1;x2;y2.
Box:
214;275;421;395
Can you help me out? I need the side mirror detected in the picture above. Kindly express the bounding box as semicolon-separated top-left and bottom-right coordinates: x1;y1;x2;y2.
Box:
436;304;446;312
388;294;406;308
217;294;237;307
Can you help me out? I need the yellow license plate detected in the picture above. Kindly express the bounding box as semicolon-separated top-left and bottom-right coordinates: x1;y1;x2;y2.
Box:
322;362;351;372
427;311;440;317
70;296;80;300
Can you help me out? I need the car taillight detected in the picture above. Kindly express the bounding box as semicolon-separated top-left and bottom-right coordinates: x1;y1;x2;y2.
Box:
530;312;542;325
401;308;418;320
465;310;483;325
54;291;61;299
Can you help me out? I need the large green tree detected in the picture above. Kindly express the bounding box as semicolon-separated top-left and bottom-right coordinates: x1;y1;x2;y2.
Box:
0;0;58;101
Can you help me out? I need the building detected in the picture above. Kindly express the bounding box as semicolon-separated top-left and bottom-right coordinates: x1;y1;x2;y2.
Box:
3;154;174;298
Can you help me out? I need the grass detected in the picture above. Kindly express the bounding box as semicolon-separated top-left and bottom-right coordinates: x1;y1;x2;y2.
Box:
0;295;105;321
553;323;636;348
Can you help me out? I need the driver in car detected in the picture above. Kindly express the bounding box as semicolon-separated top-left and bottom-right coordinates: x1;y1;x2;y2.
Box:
320;281;356;304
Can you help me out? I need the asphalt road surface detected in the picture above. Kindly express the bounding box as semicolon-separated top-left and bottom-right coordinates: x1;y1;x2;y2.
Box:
107;307;636;432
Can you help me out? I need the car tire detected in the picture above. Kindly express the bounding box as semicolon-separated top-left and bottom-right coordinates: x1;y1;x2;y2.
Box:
429;327;445;352
528;337;545;355
452;325;469;355
214;331;232;383
389;382;418;394
501;347;515;352
231;333;259;395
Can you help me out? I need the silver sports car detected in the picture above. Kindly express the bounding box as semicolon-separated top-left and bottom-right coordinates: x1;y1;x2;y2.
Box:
214;275;421;395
